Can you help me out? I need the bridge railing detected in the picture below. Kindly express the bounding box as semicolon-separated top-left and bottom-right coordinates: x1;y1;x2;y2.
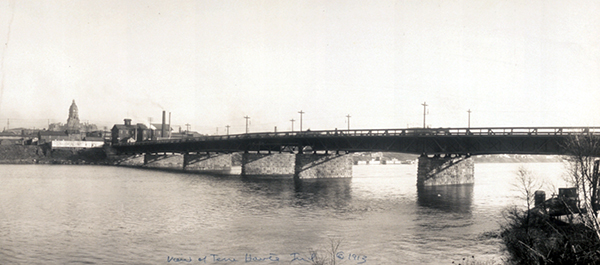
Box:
114;127;600;146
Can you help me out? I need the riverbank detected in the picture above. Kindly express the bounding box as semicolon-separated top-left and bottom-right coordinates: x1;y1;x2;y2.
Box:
501;207;600;264
0;145;110;165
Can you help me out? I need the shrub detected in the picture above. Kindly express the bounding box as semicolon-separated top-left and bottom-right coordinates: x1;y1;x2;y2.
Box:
500;206;600;264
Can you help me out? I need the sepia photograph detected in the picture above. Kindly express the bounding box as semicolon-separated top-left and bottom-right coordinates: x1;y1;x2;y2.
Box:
1;0;599;264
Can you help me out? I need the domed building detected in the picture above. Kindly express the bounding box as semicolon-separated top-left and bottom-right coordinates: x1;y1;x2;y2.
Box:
40;100;104;145
66;100;81;134
48;100;97;134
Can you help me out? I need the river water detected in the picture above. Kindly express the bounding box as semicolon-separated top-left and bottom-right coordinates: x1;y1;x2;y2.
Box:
0;162;569;264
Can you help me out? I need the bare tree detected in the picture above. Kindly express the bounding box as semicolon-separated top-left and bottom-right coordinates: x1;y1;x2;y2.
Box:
512;166;542;229
563;134;600;240
514;167;541;208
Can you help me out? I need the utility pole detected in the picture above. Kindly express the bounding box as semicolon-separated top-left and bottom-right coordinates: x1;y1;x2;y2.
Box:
185;123;191;132
149;117;154;140
298;110;304;132
467;109;472;129
346;114;351;131
244;116;250;133
290;119;295;132
421;102;428;128
226;125;230;135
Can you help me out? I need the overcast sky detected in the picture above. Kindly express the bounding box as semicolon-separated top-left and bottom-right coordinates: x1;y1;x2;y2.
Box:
0;0;598;134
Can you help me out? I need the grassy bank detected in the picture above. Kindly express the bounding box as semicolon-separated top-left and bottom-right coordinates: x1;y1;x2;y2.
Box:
0;145;45;163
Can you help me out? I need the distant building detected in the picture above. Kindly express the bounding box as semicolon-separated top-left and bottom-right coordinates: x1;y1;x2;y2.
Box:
170;131;203;139
0;128;42;145
150;123;173;139
83;130;106;142
38;131;79;145
111;110;178;144
0;135;24;145
50;140;104;149
0;100;104;146
48;100;98;134
48;122;63;131
2;127;38;136
111;119;151;144
80;123;98;134
66;99;81;134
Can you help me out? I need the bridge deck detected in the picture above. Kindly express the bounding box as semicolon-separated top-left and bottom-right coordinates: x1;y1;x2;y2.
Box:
112;127;600;155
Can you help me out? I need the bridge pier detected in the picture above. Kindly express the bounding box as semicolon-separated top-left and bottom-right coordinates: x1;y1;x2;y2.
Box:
241;152;352;178
417;155;474;187
144;153;184;169
112;154;145;166
241;152;296;176
184;152;232;172
294;153;352;179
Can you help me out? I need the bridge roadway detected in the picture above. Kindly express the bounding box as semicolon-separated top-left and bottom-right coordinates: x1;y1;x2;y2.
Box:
112;127;600;156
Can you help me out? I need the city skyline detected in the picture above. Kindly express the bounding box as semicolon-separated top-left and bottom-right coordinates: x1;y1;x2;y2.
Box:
1;0;599;134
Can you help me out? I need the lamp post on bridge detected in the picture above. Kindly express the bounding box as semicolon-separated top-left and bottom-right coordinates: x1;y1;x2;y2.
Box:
298;110;304;132
346;114;351;131
226;125;230;135
290;119;295;132
244;116;250;134
467;109;471;129
421;102;428;128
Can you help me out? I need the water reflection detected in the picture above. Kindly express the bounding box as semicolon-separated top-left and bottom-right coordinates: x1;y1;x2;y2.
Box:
293;178;352;209
237;176;353;210
240;175;295;194
417;184;474;213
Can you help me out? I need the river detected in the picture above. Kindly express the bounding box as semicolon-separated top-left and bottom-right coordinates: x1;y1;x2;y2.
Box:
0;162;569;264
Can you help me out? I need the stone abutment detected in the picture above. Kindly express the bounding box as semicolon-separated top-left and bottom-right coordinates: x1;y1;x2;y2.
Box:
241;152;352;179
417;155;474;187
241;153;296;176
294;153;353;179
184;153;232;172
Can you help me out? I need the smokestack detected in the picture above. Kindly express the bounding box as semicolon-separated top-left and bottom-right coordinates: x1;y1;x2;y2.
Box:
168;112;171;139
161;111;166;137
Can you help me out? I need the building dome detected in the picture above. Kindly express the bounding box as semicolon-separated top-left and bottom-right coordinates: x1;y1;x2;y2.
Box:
66;99;81;133
69;99;79;120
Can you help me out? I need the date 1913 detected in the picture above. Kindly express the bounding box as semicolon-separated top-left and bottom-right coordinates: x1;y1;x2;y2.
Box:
335;252;367;264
